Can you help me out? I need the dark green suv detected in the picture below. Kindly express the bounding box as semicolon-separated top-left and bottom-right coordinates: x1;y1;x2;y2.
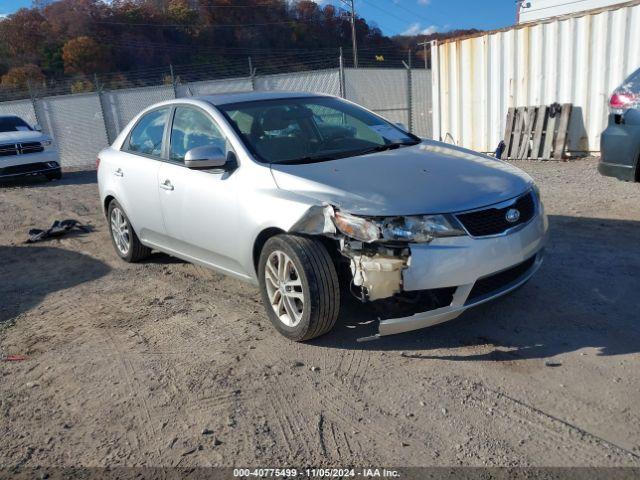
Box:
599;68;640;182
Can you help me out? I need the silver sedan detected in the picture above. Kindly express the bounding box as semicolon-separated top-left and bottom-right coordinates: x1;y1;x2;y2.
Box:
97;92;548;341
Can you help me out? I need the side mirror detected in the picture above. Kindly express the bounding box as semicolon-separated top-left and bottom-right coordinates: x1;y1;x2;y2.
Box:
33;124;42;132
395;122;408;131
184;145;229;170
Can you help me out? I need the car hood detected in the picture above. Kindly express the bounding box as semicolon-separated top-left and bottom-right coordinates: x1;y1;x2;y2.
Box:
269;140;534;216
0;130;50;143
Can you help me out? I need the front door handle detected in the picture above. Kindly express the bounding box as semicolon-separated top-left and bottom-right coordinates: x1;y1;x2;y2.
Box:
114;168;123;177
160;179;174;191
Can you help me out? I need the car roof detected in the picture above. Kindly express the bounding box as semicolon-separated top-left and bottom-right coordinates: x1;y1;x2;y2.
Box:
196;91;332;106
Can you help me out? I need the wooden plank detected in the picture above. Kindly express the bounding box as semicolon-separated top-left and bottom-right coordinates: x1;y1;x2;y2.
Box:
510;107;526;159
531;105;547;159
552;103;572;160
516;107;530;159
501;107;516;159
518;107;536;159
542;109;557;159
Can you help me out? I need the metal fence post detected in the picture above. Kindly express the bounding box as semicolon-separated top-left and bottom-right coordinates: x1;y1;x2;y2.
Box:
338;47;346;99
27;79;43;130
94;74;113;145
169;64;178;98
403;50;413;133
248;57;257;91
430;40;441;141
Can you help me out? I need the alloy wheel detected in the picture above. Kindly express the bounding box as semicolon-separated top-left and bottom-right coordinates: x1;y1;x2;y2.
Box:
264;250;305;327
110;207;131;256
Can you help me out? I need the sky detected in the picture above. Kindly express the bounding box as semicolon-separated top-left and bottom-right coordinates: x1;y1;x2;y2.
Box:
0;0;517;36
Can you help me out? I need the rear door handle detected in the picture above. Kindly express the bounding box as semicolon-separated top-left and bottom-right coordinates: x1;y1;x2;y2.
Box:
114;168;123;177
160;179;174;191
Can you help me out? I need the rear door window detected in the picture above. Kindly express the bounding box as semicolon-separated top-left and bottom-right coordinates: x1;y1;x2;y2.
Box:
126;108;170;157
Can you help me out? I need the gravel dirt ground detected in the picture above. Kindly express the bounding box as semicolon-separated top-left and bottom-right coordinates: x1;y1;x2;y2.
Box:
1;158;639;468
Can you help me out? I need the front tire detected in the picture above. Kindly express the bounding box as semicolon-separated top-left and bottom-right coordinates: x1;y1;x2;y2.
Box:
258;234;340;341
107;200;150;262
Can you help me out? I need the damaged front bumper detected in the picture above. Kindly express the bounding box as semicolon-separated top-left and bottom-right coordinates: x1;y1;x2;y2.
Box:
289;197;548;339
359;208;549;339
374;252;543;338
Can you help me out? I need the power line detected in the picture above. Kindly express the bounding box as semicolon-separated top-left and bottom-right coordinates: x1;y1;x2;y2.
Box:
195;3;278;7
93;19;305;28
358;0;413;28
103;40;345;54
380;0;447;26
356;0;423;36
356;0;449;37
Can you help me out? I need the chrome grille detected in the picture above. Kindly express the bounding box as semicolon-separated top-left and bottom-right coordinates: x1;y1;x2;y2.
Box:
0;142;44;157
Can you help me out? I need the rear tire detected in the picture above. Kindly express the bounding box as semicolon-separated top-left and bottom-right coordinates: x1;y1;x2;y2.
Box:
258;234;340;341
107;199;151;262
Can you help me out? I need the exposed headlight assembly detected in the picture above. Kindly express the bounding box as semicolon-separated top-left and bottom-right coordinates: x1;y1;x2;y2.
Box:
333;210;466;243
333;211;380;243
379;215;466;243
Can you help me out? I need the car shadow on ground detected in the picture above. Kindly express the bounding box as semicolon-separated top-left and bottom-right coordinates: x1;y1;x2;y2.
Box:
0;169;96;189
0;245;110;324
141;251;188;265
312;214;640;360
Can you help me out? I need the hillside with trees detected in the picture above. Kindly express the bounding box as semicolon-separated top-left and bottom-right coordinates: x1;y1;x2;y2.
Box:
0;0;479;97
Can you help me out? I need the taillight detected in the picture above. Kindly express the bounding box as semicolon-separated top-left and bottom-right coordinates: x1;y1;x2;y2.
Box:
610;92;638;110
96;157;101;170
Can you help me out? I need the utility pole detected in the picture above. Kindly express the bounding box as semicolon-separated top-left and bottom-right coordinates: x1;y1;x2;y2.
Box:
417;40;429;69
340;0;358;68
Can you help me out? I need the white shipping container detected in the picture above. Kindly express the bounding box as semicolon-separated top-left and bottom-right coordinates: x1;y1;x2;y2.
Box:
431;0;640;154
518;0;631;23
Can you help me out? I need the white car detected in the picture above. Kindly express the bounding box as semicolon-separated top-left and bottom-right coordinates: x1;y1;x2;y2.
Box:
0;115;61;181
98;92;548;341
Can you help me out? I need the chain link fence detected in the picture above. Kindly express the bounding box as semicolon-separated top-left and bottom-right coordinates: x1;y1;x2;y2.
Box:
0;99;38;127
100;85;176;144
0;56;432;168
35;93;110;168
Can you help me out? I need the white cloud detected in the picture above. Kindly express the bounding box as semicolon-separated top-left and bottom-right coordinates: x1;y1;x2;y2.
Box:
401;22;438;36
421;24;438;35
417;0;431;5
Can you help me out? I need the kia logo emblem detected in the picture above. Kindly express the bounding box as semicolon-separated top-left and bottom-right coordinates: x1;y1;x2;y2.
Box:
505;208;521;223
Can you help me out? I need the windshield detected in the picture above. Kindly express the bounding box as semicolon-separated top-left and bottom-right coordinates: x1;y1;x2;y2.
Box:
0;116;32;133
218;96;419;164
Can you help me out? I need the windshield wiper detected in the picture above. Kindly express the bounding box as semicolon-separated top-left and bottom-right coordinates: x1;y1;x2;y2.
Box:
272;140;420;165
353;140;420;157
273;153;349;165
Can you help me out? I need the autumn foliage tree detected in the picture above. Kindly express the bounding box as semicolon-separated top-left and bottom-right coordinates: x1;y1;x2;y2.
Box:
62;36;110;75
0;64;46;91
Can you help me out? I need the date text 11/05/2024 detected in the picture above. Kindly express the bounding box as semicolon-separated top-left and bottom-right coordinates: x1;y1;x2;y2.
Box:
233;468;400;477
